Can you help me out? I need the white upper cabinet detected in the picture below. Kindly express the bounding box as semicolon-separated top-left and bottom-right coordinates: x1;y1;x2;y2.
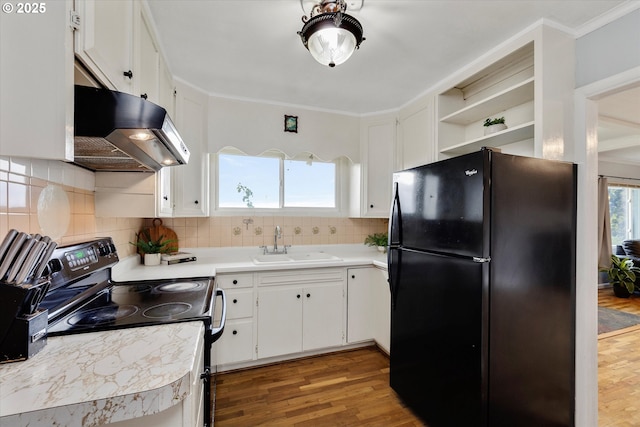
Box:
351;117;395;218
0;0;74;161
171;81;210;217
436;24;574;160
397;97;435;170
74;0;134;92
135;8;160;104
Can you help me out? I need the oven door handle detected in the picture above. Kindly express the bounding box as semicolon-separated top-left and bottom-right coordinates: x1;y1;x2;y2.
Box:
210;288;227;343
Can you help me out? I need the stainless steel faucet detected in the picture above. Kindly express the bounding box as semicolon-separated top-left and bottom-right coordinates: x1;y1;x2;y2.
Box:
274;225;281;252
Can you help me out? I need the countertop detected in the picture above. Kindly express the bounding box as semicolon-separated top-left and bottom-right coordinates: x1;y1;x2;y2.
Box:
112;244;388;282
0;244;386;425
0;322;204;426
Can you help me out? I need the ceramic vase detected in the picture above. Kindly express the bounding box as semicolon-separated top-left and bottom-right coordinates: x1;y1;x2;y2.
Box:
144;253;161;266
484;123;507;135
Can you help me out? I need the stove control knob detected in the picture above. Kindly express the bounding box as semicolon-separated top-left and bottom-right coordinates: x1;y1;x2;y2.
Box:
98;245;109;256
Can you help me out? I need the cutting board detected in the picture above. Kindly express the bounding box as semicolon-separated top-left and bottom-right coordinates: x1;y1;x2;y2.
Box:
137;218;179;255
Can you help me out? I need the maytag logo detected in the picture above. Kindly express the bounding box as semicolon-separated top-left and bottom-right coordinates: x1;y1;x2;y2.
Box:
465;169;478;176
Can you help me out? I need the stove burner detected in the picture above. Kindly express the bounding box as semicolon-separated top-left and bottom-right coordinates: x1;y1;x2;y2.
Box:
112;284;152;294
67;305;138;326
143;302;192;318
156;282;204;293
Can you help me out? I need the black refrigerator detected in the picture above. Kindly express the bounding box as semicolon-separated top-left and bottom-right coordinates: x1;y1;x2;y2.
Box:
387;148;576;427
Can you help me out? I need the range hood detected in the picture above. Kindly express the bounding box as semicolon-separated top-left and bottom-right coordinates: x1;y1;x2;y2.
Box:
74;85;190;172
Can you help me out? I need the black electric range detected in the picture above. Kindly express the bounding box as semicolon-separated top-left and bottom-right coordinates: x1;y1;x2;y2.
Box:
38;237;225;427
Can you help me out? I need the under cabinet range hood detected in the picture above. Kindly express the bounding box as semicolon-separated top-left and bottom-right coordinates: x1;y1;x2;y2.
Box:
73;85;190;172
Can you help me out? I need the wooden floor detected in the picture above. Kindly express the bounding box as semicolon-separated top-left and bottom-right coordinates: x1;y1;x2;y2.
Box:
214;289;640;426
598;287;640;427
214;346;423;426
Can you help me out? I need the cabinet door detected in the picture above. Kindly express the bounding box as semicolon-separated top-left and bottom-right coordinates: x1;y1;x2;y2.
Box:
357;120;395;218
0;0;74;161
159;61;175;117
347;268;374;343
216;319;254;365
157;167;173;217
173;83;210;217
74;0;133;92
399;102;434;170
136;10;159;104
372;268;391;354
257;287;303;358
303;283;344;351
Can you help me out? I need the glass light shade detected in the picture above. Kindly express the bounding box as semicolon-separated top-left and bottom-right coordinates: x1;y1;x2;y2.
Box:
298;11;364;67
307;27;357;67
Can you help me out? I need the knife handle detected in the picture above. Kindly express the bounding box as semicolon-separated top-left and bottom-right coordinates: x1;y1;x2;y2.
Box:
6;238;35;284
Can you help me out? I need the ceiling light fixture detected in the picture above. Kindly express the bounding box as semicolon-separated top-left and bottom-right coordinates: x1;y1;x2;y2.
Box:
298;0;365;68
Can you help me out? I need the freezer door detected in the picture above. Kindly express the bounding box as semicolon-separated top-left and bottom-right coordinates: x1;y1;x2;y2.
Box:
392;151;488;257
389;248;485;426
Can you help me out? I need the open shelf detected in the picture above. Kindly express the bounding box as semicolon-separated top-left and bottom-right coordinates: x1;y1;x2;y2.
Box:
440;121;534;155
440;77;534;125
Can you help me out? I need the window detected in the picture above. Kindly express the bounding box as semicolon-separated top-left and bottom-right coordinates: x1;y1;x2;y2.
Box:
609;185;640;245
218;152;337;210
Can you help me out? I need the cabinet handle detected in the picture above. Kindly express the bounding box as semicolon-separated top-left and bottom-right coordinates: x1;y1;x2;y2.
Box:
306;293;311;298
233;299;238;304
297;294;301;299
140;93;148;100
195;200;199;205
123;70;133;79
370;204;374;208
352;275;355;279
232;280;238;285
163;195;168;201
200;368;210;380
232;330;238;335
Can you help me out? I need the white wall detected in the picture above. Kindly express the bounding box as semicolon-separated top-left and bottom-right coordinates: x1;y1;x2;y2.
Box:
206;96;361;162
574;7;640;426
576;9;640;88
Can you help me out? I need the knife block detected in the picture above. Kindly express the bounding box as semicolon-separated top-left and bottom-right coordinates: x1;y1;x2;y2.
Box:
0;281;49;363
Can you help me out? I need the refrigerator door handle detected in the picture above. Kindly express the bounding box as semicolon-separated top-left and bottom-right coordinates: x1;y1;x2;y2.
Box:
389;182;401;246
472;256;491;263
387;248;400;309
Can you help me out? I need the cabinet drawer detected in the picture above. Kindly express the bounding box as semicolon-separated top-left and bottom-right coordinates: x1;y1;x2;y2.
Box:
258;269;343;287
216;319;254;365
216;273;254;289
226;289;254;320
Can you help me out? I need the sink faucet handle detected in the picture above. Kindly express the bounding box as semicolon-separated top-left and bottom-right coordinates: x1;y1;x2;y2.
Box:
284;245;291;254
259;245;268;254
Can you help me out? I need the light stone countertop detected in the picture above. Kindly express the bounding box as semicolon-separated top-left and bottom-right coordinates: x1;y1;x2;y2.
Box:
112;244;388;282
0;322;204;426
0;244;386;425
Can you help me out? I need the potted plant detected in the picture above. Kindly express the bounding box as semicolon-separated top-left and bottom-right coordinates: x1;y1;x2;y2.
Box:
483;117;507;135
601;254;640;298
365;232;388;253
130;229;176;266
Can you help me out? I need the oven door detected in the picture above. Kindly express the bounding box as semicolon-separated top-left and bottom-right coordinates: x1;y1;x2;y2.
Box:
205;288;226;427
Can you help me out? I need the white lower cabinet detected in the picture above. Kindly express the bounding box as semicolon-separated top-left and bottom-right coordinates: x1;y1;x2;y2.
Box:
347;268;374;343
347;267;391;354
257;269;344;359
371;268;391;354
215;274;256;366
108;329;205;427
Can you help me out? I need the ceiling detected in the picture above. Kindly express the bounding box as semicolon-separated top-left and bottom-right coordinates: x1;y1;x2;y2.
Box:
146;1;639;166
597;86;640;165
146;0;629;115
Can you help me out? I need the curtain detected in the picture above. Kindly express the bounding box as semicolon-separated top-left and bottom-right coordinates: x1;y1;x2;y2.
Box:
598;176;613;269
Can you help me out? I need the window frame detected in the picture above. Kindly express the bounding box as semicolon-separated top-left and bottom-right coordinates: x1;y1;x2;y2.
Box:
212;150;347;216
608;183;640;246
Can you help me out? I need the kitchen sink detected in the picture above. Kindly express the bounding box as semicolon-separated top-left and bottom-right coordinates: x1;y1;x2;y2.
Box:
251;252;342;264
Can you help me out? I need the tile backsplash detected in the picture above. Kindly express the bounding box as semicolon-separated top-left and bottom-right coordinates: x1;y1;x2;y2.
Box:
1;158;388;257
141;216;388;250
